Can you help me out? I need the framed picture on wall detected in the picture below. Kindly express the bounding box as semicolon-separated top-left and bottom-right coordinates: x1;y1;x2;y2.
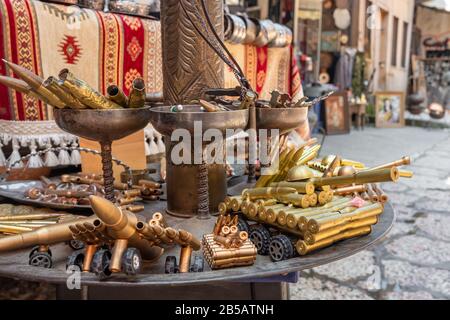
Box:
375;92;405;128
324;92;350;135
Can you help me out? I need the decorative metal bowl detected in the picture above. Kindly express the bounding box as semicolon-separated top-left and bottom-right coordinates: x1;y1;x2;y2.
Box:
256;107;308;134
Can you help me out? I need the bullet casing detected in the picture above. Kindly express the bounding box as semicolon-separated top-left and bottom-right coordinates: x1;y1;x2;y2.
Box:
107;85;128;108
44;76;86;108
128;78;146;109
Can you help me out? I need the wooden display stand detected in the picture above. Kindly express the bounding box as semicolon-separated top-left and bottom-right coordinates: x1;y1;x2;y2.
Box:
79;130;147;180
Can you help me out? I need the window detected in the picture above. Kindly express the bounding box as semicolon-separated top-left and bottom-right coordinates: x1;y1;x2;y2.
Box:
391;17;399;67
401;22;409;68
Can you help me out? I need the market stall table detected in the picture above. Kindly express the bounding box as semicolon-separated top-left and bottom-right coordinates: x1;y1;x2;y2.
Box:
0;198;395;300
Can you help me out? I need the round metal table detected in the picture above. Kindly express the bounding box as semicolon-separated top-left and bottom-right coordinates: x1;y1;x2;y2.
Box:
0;200;395;299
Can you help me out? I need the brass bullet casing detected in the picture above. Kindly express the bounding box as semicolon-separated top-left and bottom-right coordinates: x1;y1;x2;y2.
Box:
178;229;201;250
238;231;248;241
199;99;222;112
243;187;297;201
371;184;388;203
308;203;384;234
231;198;243;212
0;224;33;233
368;156;411;171
59;69;121;109
43;76;86;109
209;259;255;269
211;246;257;260
247;202;259;218
269;181;315;195
45;189;93;199
0;213;66;221
127;78;146;109
0;75;32;94
107;85;128;108
240;200;251;215
178;245;193;273
221;225;231;235
266;205;290;224
399;170;414;178
224;196;241;207
141;188;163;196
341;159;365;168
122;189;142;198
40;176;57;190
214;235;232;248
218;202;229;215
136;221;157;241
333;185;367;196
138;179;161;189
82;244;98;272
299;205;359;232
304;216;378;245
152;212;166;227
317;191;329;205
296;226;372;256
277;193;310;209
121;205;145;213
142;195;160;201
308;167;399;188
229;225;238;234
366;185;379;203
210;255;256;268
213;214;224;235
308;193;318;206
361;191;371;201
239;90;257;109
110;238;129;272
117;197;138;206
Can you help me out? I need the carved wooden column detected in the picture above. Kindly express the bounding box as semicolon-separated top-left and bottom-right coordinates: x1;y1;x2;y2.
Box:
161;0;224;104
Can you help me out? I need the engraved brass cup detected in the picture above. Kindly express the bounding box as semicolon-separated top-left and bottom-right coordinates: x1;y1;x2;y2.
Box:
148;105;248;218
54;107;152;202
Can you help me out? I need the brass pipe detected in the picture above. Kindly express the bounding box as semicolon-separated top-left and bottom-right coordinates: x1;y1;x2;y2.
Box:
110;239;128;273
128;78;146;109
178;246;193;273
304;216;378;245
59;69;121;109
296;226;372;256
82;244;98;272
308;167;399;187
367;156;411;171
107;85;128;108
307;203;384;234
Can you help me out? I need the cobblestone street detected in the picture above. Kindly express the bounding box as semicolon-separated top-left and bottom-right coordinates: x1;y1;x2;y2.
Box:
291;127;450;300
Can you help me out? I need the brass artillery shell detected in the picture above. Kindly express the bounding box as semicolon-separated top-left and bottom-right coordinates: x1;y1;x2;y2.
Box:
107;85;128;108
243;187;297;201
117;197;138;206
214;235;232;248
333;185;367;196
122;205;145;213
309;167;399;188
308;193;318;206
122;189;142;198
138;179;161;189
308;203;383;234
296;226;372;255
304;216;378;245
0;75;32;94
59;69;121;109
128;78;146;108
276;193;310;208
371;184;388;203
44;76;86;109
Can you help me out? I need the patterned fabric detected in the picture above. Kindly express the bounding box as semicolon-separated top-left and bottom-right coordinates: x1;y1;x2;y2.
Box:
0;0;302;124
0;0;161;120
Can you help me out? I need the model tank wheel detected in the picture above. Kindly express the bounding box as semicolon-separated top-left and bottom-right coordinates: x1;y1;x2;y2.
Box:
29;246;52;259
190;255;204;273
68;240;85;251
249;225;271;255
91;249;112;280
121;248;142;276
66;250;85;271
165;256;178;274
269;235;294;262
237;217;250;234
29;252;53;268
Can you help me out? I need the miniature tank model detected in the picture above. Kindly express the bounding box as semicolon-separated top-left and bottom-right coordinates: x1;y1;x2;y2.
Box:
202;213;257;270
219;145;412;262
0;196;202;279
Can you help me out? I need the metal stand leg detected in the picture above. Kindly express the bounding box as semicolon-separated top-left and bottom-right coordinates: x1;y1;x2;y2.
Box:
100;141;115;202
